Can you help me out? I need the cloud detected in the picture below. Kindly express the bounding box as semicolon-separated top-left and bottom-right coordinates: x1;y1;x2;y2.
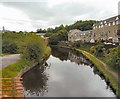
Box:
0;0;119;31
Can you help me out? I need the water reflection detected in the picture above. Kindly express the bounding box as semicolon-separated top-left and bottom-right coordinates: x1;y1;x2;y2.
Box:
51;47;69;61
22;46;116;97
51;47;92;66
22;62;49;96
51;47;114;90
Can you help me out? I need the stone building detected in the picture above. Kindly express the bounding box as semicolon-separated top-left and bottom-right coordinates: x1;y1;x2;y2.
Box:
93;15;120;43
68;29;94;43
68;29;81;42
68;15;120;43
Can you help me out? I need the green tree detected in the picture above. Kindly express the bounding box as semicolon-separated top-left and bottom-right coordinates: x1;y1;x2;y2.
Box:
49;29;68;45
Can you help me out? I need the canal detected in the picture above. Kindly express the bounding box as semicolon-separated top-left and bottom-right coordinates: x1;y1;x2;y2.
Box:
22;47;116;97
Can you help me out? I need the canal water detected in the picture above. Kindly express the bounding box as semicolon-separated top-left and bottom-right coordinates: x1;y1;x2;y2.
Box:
22;47;116;97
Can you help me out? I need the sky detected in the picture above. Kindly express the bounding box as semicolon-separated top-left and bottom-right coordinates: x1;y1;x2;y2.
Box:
0;0;119;32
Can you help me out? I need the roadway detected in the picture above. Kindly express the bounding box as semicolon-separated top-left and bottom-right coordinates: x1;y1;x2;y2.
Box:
0;54;21;70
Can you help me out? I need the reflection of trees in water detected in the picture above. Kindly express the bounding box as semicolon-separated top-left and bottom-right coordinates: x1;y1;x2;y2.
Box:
51;47;69;61
51;46;91;65
22;62;49;96
51;47;115;93
68;51;89;65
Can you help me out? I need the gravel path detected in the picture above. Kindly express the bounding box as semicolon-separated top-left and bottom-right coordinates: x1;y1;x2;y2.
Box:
0;54;21;70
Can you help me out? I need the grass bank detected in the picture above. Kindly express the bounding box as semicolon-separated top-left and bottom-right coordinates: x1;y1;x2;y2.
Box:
0;53;11;56
0;60;32;78
76;49;120;96
59;46;120;96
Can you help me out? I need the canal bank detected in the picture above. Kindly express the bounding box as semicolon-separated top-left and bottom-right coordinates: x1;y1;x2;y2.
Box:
0;47;51;98
19;53;51;77
22;46;116;97
0;47;51;78
57;45;119;97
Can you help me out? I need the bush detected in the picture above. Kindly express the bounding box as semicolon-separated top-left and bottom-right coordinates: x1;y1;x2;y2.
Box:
21;34;47;63
72;42;81;48
2;32;50;63
48;29;68;45
94;45;104;57
2;32;18;54
2;42;18;54
105;46;120;73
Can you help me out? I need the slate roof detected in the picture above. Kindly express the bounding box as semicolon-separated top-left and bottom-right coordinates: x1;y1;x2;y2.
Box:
93;15;120;26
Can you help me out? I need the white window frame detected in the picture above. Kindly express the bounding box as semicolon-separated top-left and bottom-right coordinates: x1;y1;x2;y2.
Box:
113;21;115;25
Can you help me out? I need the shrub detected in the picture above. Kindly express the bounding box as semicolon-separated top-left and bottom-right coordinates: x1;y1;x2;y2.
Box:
105;46;120;73
48;29;68;45
21;34;47;63
94;45;104;57
72;42;79;48
2;41;18;54
2;32;50;63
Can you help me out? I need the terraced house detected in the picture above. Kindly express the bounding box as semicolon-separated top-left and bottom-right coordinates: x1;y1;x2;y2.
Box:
93;15;120;43
68;29;94;43
68;15;120;43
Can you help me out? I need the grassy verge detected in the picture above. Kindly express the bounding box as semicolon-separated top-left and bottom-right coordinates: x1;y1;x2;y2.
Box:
0;59;33;78
0;47;51;78
0;53;11;56
76;49;120;96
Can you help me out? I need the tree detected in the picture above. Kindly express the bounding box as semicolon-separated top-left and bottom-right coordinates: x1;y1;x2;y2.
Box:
48;29;68;45
36;28;46;33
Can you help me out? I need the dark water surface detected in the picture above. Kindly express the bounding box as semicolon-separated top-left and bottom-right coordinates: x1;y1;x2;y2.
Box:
22;47;116;97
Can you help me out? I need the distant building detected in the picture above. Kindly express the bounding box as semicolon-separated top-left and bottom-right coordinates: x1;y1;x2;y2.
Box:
36;33;46;37
93;15;120;43
68;29;81;42
68;15;120;43
80;30;93;43
68;29;94;43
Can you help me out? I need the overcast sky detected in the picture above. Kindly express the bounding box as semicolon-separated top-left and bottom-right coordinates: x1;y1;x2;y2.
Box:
0;0;119;31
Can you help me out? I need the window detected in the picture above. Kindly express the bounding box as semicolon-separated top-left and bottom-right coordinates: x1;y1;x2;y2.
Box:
101;25;104;28
113;22;115;25
99;25;101;28
116;17;119;20
105;23;108;26
108;23;111;26
104;21;106;24
116;20;118;25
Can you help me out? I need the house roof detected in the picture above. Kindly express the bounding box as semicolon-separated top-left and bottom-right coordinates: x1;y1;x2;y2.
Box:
93;15;120;26
68;29;81;34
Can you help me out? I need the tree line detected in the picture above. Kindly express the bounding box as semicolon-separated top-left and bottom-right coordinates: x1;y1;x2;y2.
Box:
36;20;96;45
2;32;50;63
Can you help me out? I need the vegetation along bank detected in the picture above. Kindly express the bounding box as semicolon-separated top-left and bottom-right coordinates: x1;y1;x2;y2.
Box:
38;19;120;97
1;32;51;78
58;45;120;97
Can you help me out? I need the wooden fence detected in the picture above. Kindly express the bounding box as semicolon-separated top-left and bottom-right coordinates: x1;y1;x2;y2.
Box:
0;78;24;98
